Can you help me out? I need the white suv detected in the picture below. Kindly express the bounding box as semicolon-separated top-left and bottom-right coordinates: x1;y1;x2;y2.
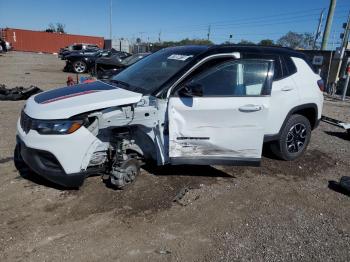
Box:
15;45;324;188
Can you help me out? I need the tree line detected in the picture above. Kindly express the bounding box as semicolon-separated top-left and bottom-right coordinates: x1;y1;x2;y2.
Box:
153;31;316;50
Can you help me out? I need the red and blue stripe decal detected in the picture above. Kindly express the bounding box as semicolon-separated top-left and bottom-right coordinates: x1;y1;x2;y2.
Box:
34;81;116;104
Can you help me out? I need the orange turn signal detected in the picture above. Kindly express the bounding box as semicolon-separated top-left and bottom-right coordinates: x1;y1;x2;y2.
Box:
67;122;83;134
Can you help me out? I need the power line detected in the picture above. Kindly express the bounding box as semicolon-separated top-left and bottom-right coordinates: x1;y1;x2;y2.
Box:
159;17;320;36
168;8;327;30
120;5;350;42
136;11;349;37
133;7;331;35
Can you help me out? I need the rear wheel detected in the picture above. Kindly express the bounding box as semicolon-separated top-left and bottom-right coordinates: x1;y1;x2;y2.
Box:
271;114;311;161
72;60;87;73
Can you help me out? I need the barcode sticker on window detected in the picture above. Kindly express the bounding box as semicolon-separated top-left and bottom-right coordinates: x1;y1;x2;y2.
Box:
167;54;193;61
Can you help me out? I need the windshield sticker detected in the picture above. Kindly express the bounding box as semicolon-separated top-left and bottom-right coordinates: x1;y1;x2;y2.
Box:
167;54;193;61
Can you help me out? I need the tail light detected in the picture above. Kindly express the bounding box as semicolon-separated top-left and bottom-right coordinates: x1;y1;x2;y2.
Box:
317;79;325;92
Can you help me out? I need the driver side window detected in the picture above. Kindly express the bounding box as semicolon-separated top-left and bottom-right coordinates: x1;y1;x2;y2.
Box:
188;59;272;97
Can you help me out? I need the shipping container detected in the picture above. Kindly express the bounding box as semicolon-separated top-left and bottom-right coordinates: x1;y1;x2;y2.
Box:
1;28;104;53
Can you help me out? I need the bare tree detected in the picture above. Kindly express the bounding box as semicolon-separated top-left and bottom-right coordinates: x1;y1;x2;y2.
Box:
45;23;66;33
56;23;66;34
277;31;314;49
45;23;56;33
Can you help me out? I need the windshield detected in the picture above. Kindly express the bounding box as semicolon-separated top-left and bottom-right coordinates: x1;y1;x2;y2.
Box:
111;47;205;94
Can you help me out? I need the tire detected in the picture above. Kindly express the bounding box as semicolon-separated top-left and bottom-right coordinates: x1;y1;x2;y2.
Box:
14;144;31;175
270;114;311;161
72;60;87;73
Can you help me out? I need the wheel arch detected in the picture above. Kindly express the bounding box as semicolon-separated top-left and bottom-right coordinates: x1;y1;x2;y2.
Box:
290;103;318;129
264;103;319;142
112;125;158;161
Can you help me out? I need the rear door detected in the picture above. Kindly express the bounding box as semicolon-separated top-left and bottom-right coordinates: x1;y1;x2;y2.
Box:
168;59;274;165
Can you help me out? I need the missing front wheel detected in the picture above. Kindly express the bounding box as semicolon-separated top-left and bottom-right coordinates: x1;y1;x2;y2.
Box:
107;158;140;189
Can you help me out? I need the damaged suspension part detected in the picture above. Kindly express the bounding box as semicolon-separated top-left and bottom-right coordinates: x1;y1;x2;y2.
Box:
107;127;141;189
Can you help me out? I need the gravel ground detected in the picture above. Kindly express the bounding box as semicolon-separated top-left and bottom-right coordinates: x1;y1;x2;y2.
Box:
0;51;350;262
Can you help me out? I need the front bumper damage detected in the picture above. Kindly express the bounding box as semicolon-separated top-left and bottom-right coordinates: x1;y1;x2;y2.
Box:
16;119;107;187
17;137;86;187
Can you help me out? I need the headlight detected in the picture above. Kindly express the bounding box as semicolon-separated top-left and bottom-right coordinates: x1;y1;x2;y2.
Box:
32;119;84;135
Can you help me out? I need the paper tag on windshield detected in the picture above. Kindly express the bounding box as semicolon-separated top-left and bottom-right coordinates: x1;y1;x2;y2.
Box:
167;54;193;61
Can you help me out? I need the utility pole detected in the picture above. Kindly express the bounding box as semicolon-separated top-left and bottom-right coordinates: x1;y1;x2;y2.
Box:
331;30;337;50
139;32;145;42
109;0;113;40
327;11;350;96
207;25;211;41
340;12;350;100
158;30;161;43
321;0;337;50
340;11;350;49
342;65;350;101
313;9;324;49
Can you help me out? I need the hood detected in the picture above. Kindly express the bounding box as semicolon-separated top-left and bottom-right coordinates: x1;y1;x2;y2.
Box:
24;81;142;119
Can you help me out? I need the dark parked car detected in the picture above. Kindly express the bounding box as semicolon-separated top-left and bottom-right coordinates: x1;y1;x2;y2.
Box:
0;37;11;52
95;52;149;79
64;50;130;74
59;43;100;59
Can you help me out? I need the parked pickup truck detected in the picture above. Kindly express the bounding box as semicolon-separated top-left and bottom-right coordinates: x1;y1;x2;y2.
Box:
15;45;324;189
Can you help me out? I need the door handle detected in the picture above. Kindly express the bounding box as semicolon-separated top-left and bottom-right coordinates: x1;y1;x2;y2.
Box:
239;104;263;112
281;86;294;91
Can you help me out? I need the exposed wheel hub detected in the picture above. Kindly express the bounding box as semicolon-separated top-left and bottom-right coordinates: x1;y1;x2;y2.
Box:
109;159;140;189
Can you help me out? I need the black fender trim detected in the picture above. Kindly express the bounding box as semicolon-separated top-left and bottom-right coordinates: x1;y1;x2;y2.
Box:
264;103;319;143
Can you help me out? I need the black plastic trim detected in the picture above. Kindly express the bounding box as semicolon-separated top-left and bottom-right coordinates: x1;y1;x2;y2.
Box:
263;103;319;143
170;156;260;166
263;134;280;143
314;118;321;129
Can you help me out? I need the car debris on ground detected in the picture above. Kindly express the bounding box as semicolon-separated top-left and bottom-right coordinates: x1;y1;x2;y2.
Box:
329;176;350;196
0;84;42;101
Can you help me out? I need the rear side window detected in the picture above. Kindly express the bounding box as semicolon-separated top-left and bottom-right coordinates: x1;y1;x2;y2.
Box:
282;56;297;76
242;53;283;80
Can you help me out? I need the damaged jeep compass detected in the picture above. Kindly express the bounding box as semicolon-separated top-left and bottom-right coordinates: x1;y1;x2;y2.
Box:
15;45;324;188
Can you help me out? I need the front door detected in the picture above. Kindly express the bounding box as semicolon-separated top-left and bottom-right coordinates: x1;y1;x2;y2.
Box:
168;59;274;165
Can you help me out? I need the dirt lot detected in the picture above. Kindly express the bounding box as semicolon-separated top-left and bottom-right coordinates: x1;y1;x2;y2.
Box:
0;51;350;262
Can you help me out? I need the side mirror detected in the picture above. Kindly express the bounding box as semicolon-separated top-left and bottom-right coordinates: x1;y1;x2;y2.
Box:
179;82;203;97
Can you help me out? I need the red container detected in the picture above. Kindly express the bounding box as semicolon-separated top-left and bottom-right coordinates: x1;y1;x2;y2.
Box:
1;28;104;53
